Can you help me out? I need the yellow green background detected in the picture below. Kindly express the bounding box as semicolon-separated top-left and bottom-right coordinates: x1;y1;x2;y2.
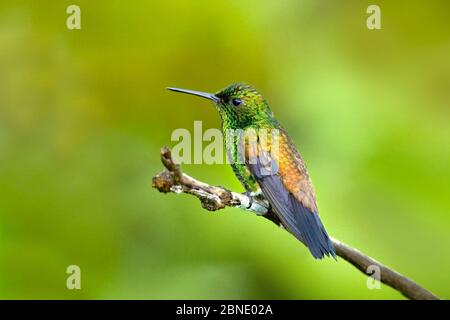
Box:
0;0;449;299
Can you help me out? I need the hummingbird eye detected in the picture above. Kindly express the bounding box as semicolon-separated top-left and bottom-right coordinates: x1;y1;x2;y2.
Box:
231;98;242;106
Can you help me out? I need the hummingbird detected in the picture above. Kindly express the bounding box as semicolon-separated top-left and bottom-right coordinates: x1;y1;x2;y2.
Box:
167;83;335;259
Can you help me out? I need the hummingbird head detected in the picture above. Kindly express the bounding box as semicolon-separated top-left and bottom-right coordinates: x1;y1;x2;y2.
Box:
167;83;273;128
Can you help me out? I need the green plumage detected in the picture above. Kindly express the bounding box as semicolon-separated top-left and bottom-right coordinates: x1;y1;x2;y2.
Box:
215;83;275;192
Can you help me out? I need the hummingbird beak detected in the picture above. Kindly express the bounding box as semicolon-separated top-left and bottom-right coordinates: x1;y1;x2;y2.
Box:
167;87;220;104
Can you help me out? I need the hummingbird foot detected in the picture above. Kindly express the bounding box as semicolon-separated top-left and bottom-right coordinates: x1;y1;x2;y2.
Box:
241;190;267;213
243;191;254;209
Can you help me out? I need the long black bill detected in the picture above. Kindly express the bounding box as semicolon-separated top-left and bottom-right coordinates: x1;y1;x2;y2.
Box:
167;87;219;103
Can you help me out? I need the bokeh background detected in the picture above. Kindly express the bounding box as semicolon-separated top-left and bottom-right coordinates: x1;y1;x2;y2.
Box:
0;0;449;299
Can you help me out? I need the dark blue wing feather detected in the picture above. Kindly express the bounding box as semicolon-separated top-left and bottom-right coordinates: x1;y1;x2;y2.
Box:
249;158;336;260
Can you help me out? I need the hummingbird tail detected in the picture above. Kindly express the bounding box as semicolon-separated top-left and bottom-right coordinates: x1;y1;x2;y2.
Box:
289;196;336;260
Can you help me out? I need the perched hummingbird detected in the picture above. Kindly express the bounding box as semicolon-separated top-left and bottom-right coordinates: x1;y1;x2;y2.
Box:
167;83;335;259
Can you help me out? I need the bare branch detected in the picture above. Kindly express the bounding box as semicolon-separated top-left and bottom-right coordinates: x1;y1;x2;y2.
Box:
152;147;439;300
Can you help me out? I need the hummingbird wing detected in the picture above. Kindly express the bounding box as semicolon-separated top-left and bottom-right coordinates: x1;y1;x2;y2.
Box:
246;129;335;259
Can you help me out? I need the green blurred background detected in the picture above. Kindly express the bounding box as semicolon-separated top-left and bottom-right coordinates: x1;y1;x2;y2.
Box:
0;0;449;299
